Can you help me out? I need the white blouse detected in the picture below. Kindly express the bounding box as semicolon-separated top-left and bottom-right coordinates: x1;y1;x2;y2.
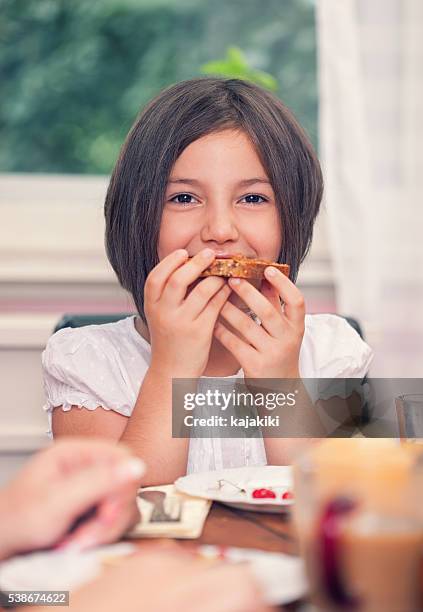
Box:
42;314;373;473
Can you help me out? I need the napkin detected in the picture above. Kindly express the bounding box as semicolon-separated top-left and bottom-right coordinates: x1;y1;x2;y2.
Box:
129;484;211;539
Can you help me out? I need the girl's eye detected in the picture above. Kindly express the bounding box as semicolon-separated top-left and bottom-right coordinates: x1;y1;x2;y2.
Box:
169;193;198;205
168;193;269;206
240;194;268;205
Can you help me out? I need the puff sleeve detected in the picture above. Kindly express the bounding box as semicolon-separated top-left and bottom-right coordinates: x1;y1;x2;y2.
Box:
300;314;373;379
41;325;145;436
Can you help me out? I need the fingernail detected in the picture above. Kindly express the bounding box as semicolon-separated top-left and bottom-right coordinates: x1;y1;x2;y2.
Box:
265;267;276;277
116;458;145;482
177;249;188;258
202;248;214;258
229;278;241;285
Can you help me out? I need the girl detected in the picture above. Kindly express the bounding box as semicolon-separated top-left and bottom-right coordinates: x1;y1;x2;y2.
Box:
42;78;372;485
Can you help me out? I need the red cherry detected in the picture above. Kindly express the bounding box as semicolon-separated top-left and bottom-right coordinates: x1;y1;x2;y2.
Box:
282;491;294;500
252;488;276;499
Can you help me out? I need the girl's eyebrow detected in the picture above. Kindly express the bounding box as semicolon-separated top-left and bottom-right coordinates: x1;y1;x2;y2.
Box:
168;177;271;186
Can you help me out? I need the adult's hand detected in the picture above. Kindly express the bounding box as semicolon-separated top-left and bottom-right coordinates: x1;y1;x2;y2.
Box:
0;438;144;560
68;545;272;612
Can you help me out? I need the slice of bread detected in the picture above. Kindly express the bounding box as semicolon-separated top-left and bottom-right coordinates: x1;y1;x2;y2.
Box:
197;254;290;279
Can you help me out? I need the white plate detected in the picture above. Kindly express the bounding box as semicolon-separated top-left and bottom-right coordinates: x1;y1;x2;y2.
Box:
175;465;293;513
200;546;306;606
0;544;136;592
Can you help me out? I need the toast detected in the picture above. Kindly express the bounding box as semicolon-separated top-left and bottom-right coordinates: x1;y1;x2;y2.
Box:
197;254;290;279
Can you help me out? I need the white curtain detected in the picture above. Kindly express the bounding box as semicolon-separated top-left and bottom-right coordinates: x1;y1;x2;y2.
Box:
317;0;423;376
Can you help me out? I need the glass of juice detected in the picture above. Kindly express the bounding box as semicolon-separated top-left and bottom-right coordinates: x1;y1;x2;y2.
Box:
293;439;423;612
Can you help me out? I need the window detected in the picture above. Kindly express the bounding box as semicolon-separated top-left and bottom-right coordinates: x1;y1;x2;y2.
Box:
1;0;332;314
1;0;317;174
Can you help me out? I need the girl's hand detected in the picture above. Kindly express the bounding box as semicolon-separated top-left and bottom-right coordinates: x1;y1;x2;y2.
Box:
214;266;305;379
145;248;232;378
0;439;143;559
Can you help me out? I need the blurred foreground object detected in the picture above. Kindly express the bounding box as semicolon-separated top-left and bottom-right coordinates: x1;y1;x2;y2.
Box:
294;439;423;611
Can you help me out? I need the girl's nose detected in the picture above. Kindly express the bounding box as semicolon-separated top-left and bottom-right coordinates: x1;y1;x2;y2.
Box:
200;205;239;244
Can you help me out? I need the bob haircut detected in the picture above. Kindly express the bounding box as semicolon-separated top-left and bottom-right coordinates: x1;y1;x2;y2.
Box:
105;77;323;322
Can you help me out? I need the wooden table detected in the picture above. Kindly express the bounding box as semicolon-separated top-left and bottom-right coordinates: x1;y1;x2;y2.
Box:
180;502;299;555
133;502;304;610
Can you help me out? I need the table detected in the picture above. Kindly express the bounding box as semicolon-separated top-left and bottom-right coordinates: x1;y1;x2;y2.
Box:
133;502;305;611
180;502;299;555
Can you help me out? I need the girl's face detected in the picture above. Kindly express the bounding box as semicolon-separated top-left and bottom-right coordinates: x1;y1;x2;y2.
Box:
159;129;282;265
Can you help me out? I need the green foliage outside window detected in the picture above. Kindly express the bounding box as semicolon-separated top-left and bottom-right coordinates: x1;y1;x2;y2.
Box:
0;0;317;174
200;47;278;92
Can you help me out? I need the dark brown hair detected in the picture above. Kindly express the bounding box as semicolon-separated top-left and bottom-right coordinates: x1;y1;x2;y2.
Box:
105;77;323;321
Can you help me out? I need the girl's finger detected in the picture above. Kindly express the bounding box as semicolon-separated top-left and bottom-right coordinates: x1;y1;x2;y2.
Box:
160;248;217;306
219;301;268;350
183;276;227;319
263;267;305;326
227;278;285;338
260;279;284;314
144;249;189;304
197;284;232;322
213;321;256;364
